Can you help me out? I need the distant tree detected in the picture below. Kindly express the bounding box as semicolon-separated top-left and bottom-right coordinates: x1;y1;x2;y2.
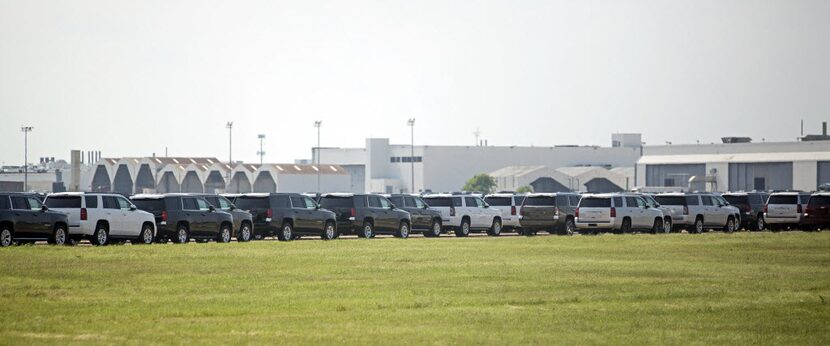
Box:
516;185;533;194
462;174;497;194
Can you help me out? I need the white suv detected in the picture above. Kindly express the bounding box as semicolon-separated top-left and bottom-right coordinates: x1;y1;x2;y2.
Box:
44;192;156;245
654;193;740;234
422;194;503;237
483;193;524;231
575;194;664;234
764;192;811;231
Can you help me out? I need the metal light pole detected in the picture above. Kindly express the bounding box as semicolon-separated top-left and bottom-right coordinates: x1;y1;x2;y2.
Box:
226;122;233;180
21;126;33;192
314;121;322;193
257;134;266;165
407;118;415;193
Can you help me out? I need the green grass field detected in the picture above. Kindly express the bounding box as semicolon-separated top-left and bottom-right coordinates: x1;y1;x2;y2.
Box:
1;232;829;345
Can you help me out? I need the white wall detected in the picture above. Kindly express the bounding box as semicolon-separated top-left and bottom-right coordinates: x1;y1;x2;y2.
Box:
276;174;350;193
793;161;818;191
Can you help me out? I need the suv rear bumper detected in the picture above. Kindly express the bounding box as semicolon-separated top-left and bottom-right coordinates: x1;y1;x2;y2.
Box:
764;214;804;224
520;218;565;230
575;218;616;230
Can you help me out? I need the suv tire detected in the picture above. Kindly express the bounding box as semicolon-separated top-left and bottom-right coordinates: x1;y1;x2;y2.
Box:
278;222;293;241
651;219;662;234
217;225;232;243
426;219;442;238
754;215;765;231
620;218;632;234
49;226;67;245
358;221;374;238
0;227;12;247
724;217;735;233
321;221;336;240
487;219;502;237
562;217;575;236
693;217;704;234
395;222;410;239
238;223;252;242
136;225;154;245
91;224;108;246
663;218;672;233
174;226;189;244
455;218;470;237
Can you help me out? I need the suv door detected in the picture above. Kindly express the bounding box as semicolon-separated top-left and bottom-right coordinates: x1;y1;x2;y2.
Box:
622;197;640;227
290;196;312;231
413;197;432;229
700;195;718;226
181;197;203;236
27;196;52;238
195;198;216;236
101;196;121;235
378;196;396;231
366;195;387;230
10;196;38;239
464;197;481;227
115;196;138;236
303;196;326;231
474;197;491;227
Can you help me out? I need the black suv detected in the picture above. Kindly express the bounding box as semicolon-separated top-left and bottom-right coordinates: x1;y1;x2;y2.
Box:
130;194;235;243
230;193;338;241
722;192;770;231
197;194;254;242
388;194;443;237
319;193;412;238
0;193;70;246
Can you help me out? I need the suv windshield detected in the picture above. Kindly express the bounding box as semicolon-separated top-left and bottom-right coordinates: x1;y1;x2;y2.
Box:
523;196;556;206
44;196;81;208
132;199;165;212
655;196;685;206
319;196;353;208
423;197;452;207
484;197;511;206
723;195;748;205
234;197;269;210
768;195;798;204
579;198;611;208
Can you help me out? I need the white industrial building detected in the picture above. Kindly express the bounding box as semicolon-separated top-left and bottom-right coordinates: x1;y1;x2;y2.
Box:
314;136;643;194
637;140;830;192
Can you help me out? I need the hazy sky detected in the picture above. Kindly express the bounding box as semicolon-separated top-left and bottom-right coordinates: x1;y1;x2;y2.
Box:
1;0;829;165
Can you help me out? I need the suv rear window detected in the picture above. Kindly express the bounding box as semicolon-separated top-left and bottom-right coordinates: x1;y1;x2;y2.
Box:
723;195;748;205
484;197;511;206
132;199;165;212
579;198;611;208
768;195;798;204
319;196;354;208
423;197;452;207
808;196;830;206
45;196;82;208
389;196;404;207
235;197;270;210
655;196;685;206
523;196;556;206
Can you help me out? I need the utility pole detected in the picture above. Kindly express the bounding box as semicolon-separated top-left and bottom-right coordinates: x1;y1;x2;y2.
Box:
226;122;233;180
257;134;266;165
21;126;33;192
473;128;481;146
314;121;322;193
407;118;415;193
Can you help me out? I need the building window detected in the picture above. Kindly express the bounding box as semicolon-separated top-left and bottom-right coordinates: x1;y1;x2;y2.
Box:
390;156;422;163
664;178;675;187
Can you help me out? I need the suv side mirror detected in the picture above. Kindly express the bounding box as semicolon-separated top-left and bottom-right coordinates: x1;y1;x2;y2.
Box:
41;205;48;212
209;205;215;212
130;205;137;211
389;204;396;210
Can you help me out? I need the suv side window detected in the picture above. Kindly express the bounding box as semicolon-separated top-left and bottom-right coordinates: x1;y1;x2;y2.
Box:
452;197;462;207
196;198;211;211
635;197;646;208
555;195;568;206
379;197;393;209
85;196;98;208
404;196;416;208
686;195;700;206
414;197;426;209
182;197;199;211
273;196;290;208
701;196;714;206
116;196;133;210
464;197;476;207
10;196;28;210
612;197;623;207
103;196;119;209
624;197;637;208
217;197;233;210
290;196;305;209
303;197;317;209
569;195;580;206
26;197;43;211
367;196;382;208
0;196;8;210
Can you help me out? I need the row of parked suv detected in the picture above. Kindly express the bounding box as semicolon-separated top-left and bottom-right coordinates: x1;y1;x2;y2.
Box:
1;190;828;247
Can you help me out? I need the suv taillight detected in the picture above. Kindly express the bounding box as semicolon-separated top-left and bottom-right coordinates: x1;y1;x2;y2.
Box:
575;207;580;218
80;208;87;221
511;206;516;216
610;207;616;218
805;205;815;214
350;208;356;218
450;206;456;217
161;211;168;222
683;206;689;215
266;208;273;218
764;204;768;213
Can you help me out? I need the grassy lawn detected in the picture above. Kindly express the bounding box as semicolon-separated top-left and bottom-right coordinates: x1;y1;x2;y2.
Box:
1;232;829;345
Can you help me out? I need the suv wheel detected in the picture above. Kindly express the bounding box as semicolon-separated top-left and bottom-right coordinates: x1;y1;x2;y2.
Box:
217;225;232;243
755;215;765;231
358;222;374;238
455;219;470;237
395;222;410;239
238;223;252;242
136;225;154;245
620;218;632;234
663;218;672;234
427;219;442;237
562;218;575;236
174;226;189;244
724;217;735;233
321;221;336;240
49;226;67;245
91;225;108;246
278;222;293;241
487;219;502;236
693;217;704;234
1;227;13;247
651;219;662;234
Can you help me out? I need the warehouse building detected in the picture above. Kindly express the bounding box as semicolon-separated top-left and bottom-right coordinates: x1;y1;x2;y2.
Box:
489;165;634;193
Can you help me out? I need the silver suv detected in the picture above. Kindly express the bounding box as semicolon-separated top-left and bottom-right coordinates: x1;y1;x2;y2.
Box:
764;192;811;231
654;193;740;234
575;193;664;234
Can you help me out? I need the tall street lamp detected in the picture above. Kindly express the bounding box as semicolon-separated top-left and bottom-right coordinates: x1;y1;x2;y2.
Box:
257;134;266;165
314;121;322;193
226;122;233;180
21;126;33;192
407;118;415;193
